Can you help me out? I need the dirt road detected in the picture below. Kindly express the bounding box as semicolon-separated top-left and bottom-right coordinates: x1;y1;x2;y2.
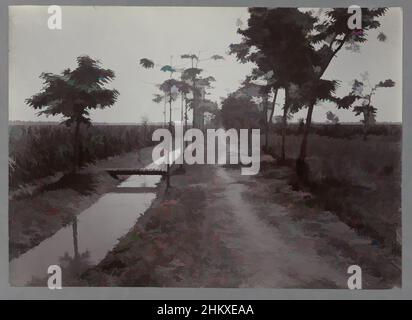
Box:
84;156;400;288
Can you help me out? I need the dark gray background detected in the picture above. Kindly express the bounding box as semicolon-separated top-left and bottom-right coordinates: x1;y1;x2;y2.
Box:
0;0;410;299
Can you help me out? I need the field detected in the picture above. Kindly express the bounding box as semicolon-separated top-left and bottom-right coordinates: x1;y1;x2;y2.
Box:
271;122;401;139
8;121;402;287
266;128;401;254
8;122;162;258
9;123;160;190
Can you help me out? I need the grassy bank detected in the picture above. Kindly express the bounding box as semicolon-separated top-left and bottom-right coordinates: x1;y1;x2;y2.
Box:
266;133;401;253
81;158;400;288
82;164;241;287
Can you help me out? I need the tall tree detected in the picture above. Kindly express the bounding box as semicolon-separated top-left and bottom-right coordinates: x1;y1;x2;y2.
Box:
140;57;177;126
141;54;220;129
230;8;317;160
181;53;223;128
236;74;276;151
297;8;388;163
26;56;119;171
180;61;202;128
290;78;344;163
349;75;395;140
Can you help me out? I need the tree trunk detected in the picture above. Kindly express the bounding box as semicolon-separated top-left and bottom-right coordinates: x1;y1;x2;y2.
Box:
163;96;167;128
184;97;188;149
363;110;369;141
296;100;315;183
298;101;315;162
72;216;80;275
262;95;269;152
192;76;197;129
166;96;173;188
281;87;289;161
73;120;80;172
265;88;278;152
179;94;184;168
181;94;184;123
72;217;79;260
169;97;172;130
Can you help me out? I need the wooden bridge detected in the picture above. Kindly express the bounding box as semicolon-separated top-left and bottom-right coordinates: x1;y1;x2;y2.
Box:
105;168;167;179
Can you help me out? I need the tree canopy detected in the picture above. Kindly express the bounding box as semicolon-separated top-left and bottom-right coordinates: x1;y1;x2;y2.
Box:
26;55;119;127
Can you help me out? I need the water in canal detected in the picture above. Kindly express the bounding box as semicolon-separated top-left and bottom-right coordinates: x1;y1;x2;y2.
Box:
9;173;162;286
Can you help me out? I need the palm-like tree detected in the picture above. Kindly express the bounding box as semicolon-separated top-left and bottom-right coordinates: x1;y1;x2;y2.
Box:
140;57;176;126
141;54;221;129
181;53;223;128
26;55;119;171
233;7;389;164
296;8;388;163
349;77;395;140
180;54;202;128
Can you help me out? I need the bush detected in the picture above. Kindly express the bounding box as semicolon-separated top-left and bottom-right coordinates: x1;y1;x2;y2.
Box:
221;94;262;130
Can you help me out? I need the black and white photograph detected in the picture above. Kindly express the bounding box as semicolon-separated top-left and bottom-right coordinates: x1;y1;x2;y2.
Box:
0;2;409;304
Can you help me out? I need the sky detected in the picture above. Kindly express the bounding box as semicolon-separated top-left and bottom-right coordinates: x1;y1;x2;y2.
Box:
9;6;402;124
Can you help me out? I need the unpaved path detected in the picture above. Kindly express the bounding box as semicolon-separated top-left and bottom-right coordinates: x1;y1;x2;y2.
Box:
210;163;399;288
85;157;400;288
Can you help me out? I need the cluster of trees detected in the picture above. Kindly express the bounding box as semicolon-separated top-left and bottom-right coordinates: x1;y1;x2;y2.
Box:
139;53;223;131
220;93;261;130
24;52;224;175
138;53;223;186
23;8;396;179
349;72;395;140
228;7;393;171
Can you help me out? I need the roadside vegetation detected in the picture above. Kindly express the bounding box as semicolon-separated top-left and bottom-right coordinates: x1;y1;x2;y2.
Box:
219;7;400;254
9;123;159;190
265;131;401;253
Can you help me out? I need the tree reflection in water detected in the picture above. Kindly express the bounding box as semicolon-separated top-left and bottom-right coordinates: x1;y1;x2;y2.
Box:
28;216;92;286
